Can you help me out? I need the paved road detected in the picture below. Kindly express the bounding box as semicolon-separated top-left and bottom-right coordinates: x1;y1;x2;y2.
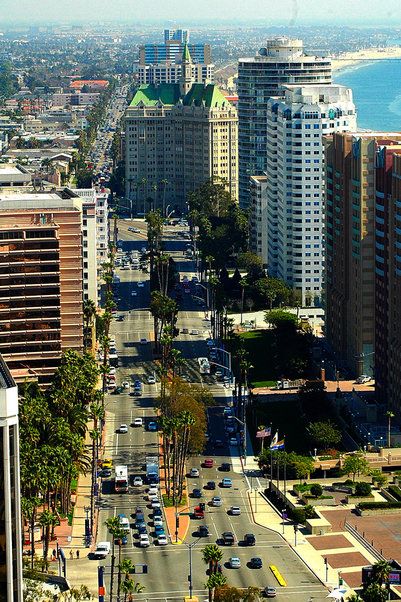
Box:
93;220;328;601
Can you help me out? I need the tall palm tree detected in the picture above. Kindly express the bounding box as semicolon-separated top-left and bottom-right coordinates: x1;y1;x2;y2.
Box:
105;517;123;602
202;544;223;576
205;573;227;602
38;509;58;561
83;299;97;350
386;410;395;448
371;559;392;586
120;579;145;602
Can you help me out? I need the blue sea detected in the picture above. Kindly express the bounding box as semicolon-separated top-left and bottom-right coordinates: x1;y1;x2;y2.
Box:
334;59;401;131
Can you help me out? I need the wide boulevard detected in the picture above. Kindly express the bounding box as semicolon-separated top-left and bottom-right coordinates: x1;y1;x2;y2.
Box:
94;219;328;602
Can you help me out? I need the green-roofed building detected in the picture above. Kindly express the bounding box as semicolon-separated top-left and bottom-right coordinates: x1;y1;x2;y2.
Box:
124;57;238;211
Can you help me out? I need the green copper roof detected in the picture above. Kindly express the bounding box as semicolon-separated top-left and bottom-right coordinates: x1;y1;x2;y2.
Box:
182;42;192;63
130;83;182;107
130;83;231;109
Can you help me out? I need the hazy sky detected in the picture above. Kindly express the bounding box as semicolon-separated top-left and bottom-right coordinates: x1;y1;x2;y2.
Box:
3;0;401;25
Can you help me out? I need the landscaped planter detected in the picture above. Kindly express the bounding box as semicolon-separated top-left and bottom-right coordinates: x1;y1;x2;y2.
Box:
356;506;401;516
345;495;374;504
301;494;336;506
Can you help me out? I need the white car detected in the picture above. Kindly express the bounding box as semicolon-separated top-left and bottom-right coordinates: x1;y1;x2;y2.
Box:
118;424;129;434
229;557;241;569
147;375;156;384
229;437;238;446
137;281;145;288
140;338;148;345
133;417;143;427
139;534;150;547
133;476;143;487
189;468;200;477
157;534;168;546
148;484;159;496
131;290;138;296
151;499;161;509
122;381;130;389
153;516;163;527
230;506;241;516
211;496;222;507
93;542;111;559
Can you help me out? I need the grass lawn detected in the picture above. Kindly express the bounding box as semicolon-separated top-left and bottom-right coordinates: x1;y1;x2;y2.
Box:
238;328;310;385
247;398;311;454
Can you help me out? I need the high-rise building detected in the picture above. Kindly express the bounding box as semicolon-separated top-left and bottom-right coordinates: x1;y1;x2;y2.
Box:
0;190;84;386
264;85;356;306
325;132;401;380
0;354;23;602
138;29;214;85
238;37;332;208
125;46;238;211
249;175;267;261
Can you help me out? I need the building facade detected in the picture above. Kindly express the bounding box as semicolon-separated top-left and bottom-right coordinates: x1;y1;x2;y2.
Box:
249;175;268;262
125;48;238;211
0;355;22;602
325;133;401;380
0;191;84;386
138;29;213;86
238;37;332;208
264;85;356;306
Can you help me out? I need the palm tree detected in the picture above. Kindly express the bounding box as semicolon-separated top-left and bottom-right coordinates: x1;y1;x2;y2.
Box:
386;410;395;448
371;559;392;586
83;299;96;350
202;544;223;576
38;509;58;562
160;178;169;217
105;517;122;602
120;579;145;602
119;559;134;580
205;573;227;602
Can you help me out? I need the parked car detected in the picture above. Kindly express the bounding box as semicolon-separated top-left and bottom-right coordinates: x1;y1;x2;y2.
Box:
153;516;163;527
264;587;277;598
93;542;111;559
147;375;156;384
147;421;158;432
133;476;143;487
139;534;150;547
157;534;168;546
139;338;148;345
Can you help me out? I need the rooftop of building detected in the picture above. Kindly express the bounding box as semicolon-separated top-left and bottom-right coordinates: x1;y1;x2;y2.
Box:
0;354;16;390
0;187;82;209
70;79;109;88
0;164;30;176
130;82;232;109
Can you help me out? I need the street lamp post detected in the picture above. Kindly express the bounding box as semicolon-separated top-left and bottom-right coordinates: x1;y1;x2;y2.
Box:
186;538;201;599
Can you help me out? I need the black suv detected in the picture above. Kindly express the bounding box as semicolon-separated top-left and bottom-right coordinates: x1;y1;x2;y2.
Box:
244;533;256;546
222;531;235;546
198;525;209;537
220;463;231;472
206;481;216;490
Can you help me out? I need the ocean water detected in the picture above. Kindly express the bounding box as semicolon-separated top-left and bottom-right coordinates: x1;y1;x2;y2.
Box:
334;59;401;131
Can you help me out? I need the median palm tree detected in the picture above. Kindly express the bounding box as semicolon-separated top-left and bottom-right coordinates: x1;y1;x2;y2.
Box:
105;517;123;602
120;579;145;602
202;544;223;575
205;573;227;602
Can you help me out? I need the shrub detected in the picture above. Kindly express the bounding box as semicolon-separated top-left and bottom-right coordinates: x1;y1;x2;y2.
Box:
310;483;323;498
290;508;306;524
358;501;401;510
388;485;401;501
355;482;372;496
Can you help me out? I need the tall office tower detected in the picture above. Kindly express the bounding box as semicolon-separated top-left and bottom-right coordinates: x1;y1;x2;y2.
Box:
0;354;23;602
0;190;84;386
238;37;332;208
125;46;238;211
249;175;268;261
325;132;401;379
265;85;356;306
138;29;214;85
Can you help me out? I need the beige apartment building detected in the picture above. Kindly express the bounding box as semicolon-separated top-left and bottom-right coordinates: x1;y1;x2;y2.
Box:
125;45;238;211
0;190;84;386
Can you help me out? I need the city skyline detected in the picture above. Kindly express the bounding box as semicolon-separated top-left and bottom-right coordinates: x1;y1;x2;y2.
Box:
2;0;401;25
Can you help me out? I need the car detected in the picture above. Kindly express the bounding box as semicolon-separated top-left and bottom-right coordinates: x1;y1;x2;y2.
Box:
139;534;150;547
140;338;148;345
249;557;263;569
230;506;241;516
220;463;231;472
206;480;216;490
215;370;223;379
221;478;232;488
222;532;235;546
264;587;277;598
133;379;142;389
108;367;116;375
355;374;372;384
203;458;214;468
192;488;202;498
229;437;238;446
190;329;199;335
118;515;130;532
198;525;209;537
154;524;164;536
116;534;128;545
211;496;222;507
131;290;138;296
133;476;143;487
112;386;124;394
135;521;146;533
147;375;156;384
153;507;162;517
100;468;112;478
226;425;236;434
133;417;143;427
102;459;112;469
229;557;241;569
189;468;200;477
141;247;147;254
157;534;168;546
206;339;216;347
214;439;224;448
148;486;159;497
147;421;158;432
118;424;128;434
181;328;189;334
137;281;145;288
153;516;163;527
122;381;130;389
244;533;256;546
93;542;111;559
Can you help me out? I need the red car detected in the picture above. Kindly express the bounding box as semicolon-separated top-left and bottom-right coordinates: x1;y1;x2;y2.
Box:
204;458;214;468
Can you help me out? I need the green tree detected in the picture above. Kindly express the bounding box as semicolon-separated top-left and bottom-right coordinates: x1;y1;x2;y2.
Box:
342;454;370;482
307;420;342;451
289;454;315;482
355;481;371;496
202;544;223;575
310;483;323;498
370;469;388;488
264;309;299;332
254;276;290;309
362;583;387;602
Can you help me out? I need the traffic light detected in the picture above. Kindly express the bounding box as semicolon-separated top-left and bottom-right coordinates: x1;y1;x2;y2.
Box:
176;516;180;529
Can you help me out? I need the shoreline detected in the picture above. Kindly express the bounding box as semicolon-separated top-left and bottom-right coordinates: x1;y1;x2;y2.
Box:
331;45;401;73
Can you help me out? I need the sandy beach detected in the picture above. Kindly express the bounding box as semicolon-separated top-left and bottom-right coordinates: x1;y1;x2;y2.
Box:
331;46;401;72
